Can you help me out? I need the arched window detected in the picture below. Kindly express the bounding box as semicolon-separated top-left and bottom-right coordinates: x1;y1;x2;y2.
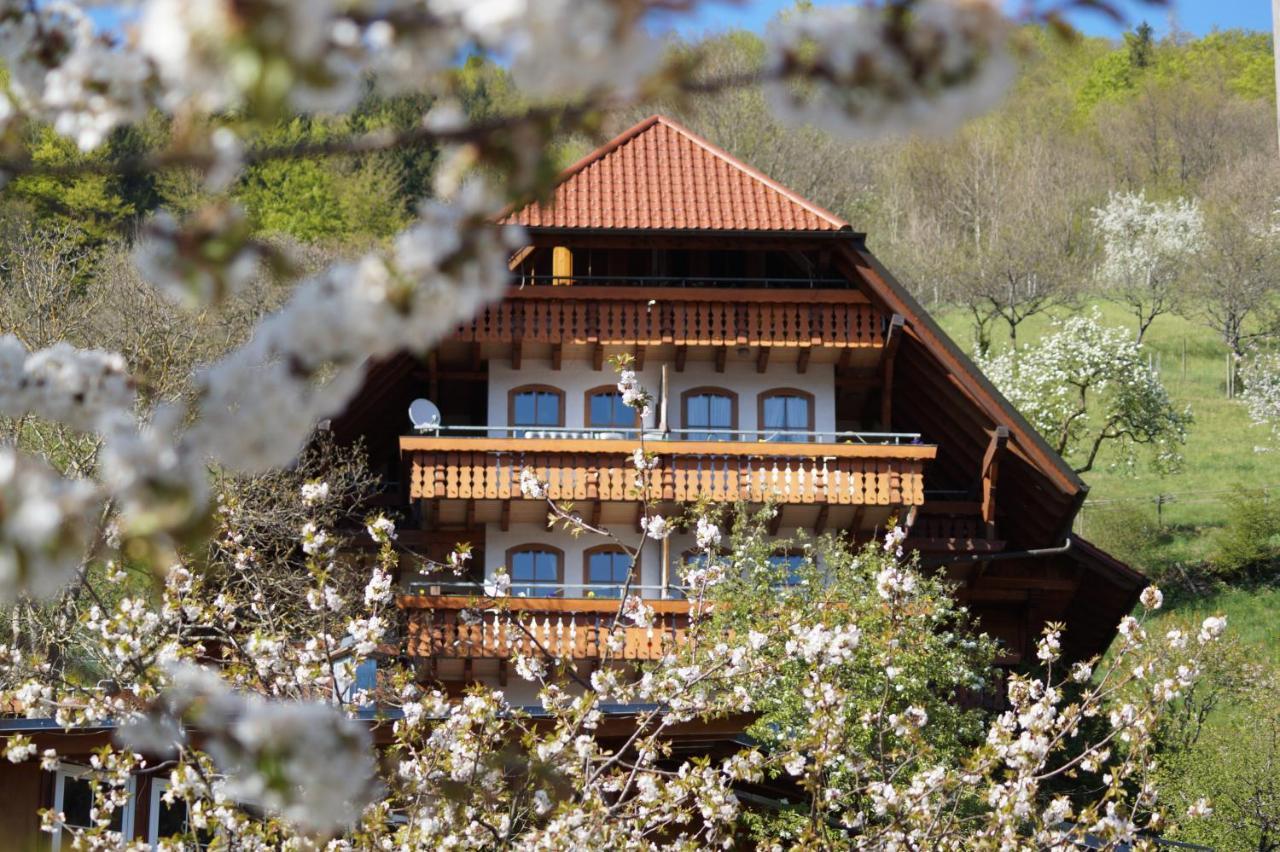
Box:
681;387;738;441
584;386;639;433
509;385;564;429
506;545;564;597
584;545;633;597
759;388;814;442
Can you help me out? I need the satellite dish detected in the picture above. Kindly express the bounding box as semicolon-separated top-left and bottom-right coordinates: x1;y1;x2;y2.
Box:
408;399;441;432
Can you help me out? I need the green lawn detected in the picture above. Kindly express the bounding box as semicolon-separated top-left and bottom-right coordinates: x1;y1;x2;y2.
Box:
934;301;1280;568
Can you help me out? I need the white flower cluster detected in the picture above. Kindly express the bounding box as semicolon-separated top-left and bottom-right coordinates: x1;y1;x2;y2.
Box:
875;564;918;602
0;2;149;150
0;337;134;433
366;515;397;545
1093;191;1204;299
785;622;861;668
639;514;670;541
519;467;548;500
184;185;520;475
363;566;393;607
764;0;1015;140
695;516;721;551
483;570;511;598
616;369;651;418
1241;350;1280;439
300;481;330;506
0;449;102;602
621;595;653;628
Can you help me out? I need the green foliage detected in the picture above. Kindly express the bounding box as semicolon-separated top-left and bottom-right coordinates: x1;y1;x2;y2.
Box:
1081;501;1165;573
700;509;997;844
7;129;136;245
1157;665;1280;850
1208;491;1280;579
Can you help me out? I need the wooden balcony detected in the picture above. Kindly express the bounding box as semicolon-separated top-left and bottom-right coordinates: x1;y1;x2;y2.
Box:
400;595;691;662
451;285;886;349
402;437;934;508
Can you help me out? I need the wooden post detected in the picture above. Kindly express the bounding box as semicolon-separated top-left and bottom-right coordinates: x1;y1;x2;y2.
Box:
880;314;905;430
660;535;671;599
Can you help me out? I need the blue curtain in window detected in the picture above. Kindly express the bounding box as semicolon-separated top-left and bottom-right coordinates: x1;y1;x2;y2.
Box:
686;393;732;440
510;549;560;596
586;550;631;597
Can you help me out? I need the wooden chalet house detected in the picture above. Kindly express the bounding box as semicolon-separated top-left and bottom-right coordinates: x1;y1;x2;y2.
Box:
333;114;1145;704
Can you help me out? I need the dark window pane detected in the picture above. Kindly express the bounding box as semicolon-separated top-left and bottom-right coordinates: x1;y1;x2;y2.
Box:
156;796;188;838
62;776;94;829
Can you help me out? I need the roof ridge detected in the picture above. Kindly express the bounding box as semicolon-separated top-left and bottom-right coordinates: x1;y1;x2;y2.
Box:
647;114;849;231
500;113;851;232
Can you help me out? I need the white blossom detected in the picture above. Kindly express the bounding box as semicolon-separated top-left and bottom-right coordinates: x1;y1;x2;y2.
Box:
366;515;396;544
639;514;670;541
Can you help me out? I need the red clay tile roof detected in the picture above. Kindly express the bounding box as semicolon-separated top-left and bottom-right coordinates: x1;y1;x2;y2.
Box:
501;115;850;232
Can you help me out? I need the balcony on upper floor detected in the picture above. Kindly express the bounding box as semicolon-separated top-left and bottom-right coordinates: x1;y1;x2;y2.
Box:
438;277;891;373
399;426;935;531
399;594;692;667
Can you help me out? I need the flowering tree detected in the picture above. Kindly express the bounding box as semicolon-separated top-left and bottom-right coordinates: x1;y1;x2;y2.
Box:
980;311;1191;474
1240;350;1280;441
0;0;1231;846
1093;191;1205;343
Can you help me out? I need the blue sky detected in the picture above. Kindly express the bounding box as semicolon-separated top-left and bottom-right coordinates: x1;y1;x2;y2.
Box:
659;0;1271;41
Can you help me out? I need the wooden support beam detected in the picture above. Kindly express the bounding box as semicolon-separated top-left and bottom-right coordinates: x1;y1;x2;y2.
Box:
768;507;783;536
756;347;770;374
551;343;562;371
981;426;1009;539
675;346;688;372
636;505;645;534
797;348;811;374
836;348;852;376
814;504;829;535
880;314;905;429
590;500;602;529
465;499;476;530
463;657;473;684
592;343;604;371
511;340;523;370
500;500;511;532
850;504;866;533
469;341;482;372
498;658;508;687
715;346;727;373
426;350;439;400
634;345;646;370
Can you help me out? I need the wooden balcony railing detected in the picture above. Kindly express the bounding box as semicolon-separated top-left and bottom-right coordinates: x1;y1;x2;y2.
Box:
451;286;886;348
400;596;692;662
402;437;935;506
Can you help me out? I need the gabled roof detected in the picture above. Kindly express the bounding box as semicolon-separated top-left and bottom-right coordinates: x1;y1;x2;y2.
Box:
501;114;850;232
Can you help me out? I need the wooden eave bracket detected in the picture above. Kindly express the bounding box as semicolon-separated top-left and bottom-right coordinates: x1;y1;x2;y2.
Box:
981;426;1010;538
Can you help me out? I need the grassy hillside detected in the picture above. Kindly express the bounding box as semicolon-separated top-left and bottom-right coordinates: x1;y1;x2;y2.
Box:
935;301;1280;569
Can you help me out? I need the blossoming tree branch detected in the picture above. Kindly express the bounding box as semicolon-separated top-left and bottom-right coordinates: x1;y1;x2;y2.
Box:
0;0;1233;848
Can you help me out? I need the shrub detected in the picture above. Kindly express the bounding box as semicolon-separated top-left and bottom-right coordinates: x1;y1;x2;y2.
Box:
1209;490;1280;579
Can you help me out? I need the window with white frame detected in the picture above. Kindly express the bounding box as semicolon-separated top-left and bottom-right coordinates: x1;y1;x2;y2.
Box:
149;777;214;848
52;763;135;850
